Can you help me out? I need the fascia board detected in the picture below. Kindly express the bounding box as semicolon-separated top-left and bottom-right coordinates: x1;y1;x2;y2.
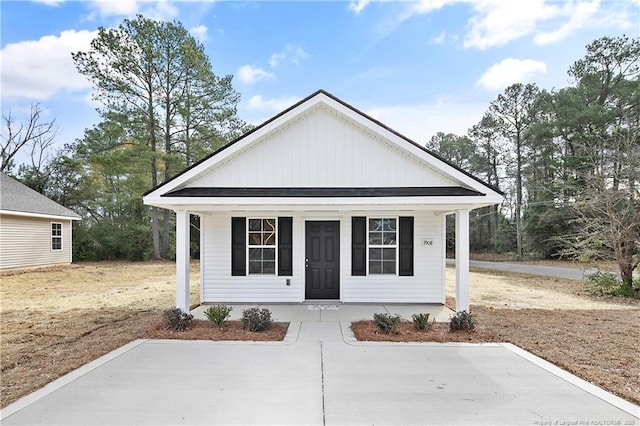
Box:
144;194;503;208
0;209;81;220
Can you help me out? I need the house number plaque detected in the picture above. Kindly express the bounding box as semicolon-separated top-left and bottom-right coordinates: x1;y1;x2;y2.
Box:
421;238;434;247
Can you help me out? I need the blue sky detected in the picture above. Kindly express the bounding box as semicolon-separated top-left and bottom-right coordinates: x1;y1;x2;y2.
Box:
1;0;638;163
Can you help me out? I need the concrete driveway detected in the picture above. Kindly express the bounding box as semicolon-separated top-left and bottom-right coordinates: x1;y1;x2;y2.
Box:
446;259;599;280
2;319;638;425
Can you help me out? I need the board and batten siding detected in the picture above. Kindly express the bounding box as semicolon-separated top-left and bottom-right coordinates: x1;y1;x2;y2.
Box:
190;106;457;189
200;211;444;303
0;214;73;269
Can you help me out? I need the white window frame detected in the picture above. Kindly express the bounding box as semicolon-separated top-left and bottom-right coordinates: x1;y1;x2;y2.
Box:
51;222;63;251
367;217;398;275
247;218;278;275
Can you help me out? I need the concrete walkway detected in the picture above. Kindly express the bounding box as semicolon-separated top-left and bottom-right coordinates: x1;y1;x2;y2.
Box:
191;303;455;323
2;308;638;425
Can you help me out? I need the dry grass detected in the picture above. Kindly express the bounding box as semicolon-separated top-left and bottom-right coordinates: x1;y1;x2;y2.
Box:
0;261;199;408
1;260;638;409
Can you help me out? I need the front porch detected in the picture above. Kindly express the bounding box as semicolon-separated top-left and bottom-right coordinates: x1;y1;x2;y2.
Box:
191;303;455;323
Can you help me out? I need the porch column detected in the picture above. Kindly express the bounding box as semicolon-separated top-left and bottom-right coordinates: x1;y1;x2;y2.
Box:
175;210;190;312
455;209;470;312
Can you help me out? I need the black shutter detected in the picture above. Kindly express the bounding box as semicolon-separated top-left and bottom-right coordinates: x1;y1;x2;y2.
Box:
352;216;366;276
231;217;246;276
278;217;293;276
399;216;414;276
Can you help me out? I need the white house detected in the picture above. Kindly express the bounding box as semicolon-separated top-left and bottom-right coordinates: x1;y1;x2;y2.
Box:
0;172;81;270
143;90;503;312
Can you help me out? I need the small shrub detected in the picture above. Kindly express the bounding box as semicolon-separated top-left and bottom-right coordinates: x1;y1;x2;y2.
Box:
449;310;475;332
373;313;401;334
203;305;233;327
164;308;194;331
588;271;640;298
241;307;272;332
412;313;434;331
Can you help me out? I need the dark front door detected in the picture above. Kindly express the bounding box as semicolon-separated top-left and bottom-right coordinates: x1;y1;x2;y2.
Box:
305;221;340;299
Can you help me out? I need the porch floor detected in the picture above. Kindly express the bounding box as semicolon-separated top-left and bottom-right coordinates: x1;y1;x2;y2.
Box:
190;303;454;323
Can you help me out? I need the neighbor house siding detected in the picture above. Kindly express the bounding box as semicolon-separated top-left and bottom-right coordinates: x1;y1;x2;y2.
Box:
0;214;73;269
200;210;444;304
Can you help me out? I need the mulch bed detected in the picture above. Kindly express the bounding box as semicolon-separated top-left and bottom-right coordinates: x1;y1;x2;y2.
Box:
145;320;289;341
351;320;497;343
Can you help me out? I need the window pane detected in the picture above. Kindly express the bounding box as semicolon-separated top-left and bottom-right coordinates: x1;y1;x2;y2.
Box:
263;219;276;232
369;232;382;245
369;248;382;260
382;261;395;274
249;261;262;274
369;219;382;232
382;233;396;245
249;248;262;260
383;219;396;232
263;248;275;261
263;232;276;245
249;233;262;245
52;238;62;250
369;261;381;274
249;219;262;231
263;261;275;274
382;248;396;261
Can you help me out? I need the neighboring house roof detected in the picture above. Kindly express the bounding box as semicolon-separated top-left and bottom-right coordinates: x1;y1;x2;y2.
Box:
0;172;81;220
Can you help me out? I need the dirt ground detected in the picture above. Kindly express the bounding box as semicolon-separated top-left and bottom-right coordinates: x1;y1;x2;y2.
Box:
1;261;639;408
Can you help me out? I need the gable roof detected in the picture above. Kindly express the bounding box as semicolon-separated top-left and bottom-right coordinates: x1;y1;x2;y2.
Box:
144;90;503;210
144;89;503;198
0;173;81;220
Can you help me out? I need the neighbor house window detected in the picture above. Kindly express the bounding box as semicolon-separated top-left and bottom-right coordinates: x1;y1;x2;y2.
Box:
368;218;396;274
51;222;62;251
248;218;277;274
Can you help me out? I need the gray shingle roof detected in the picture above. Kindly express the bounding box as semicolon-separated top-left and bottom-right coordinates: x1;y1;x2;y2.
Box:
0;172;80;219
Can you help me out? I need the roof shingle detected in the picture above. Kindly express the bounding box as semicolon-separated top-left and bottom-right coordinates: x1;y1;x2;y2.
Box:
0;173;80;219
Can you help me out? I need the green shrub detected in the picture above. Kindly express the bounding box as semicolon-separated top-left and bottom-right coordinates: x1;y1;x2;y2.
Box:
164;308;194;331
412;313;434;331
588;272;640;298
373;313;401;334
449;310;475;332
241;307;272;332
203;305;233;327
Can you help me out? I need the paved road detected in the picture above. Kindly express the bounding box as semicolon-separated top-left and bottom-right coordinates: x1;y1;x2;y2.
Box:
446;259;599;280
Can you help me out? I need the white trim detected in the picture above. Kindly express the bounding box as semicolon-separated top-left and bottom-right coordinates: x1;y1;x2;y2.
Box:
0;209;80;221
51;222;63;251
246;217;278;275
366;216;398;276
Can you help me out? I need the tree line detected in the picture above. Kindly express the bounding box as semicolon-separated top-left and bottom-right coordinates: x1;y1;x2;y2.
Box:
428;36;639;288
1;19;637;289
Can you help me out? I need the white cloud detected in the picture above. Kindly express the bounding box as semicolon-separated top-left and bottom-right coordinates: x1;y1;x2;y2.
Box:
87;0;177;20
366;98;488;143
269;52;286;68
1;29;97;99
534;0;599;45
349;0;371;14
268;44;309;68
89;0;139;17
32;0;66;5
464;0;559;49
476;58;547;91
237;65;275;85
190;25;208;43
247;95;301;112
432;31;447;44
